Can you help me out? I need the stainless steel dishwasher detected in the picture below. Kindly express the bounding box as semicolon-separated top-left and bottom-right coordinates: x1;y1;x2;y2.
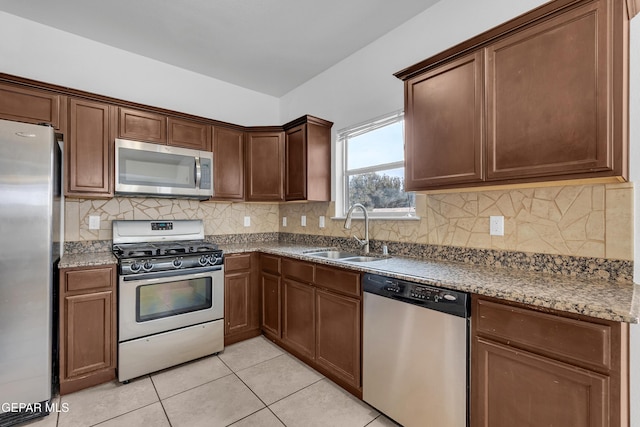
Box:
362;273;470;427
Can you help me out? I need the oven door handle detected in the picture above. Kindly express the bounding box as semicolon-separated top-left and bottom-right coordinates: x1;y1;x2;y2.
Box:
122;266;222;282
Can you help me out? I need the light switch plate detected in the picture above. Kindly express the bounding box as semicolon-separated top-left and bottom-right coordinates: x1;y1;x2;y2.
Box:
89;215;100;230
282;217;287;227
319;216;325;228
301;215;306;227
490;216;504;236
243;216;250;227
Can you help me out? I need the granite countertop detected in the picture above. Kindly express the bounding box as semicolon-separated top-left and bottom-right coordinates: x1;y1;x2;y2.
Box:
220;243;640;324
59;252;118;268
59;242;640;323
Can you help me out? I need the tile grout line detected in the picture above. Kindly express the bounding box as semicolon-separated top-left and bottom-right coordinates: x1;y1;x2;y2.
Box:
149;374;174;427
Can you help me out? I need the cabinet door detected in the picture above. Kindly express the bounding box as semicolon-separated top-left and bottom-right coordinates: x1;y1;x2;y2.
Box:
245;131;284;201
67;98;113;197
472;337;608;427
213;127;245;200
225;270;252;335
118;107;166;144
0;82;63;130
285;124;306;201
315;289;361;388
282;278;315;359
261;271;282;338
63;291;114;379
168;117;211;150
305;119;331;201
404;51;484;189
486;0;615;180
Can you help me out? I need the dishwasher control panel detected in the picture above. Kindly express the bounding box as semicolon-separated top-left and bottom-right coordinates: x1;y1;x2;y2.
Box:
363;273;469;318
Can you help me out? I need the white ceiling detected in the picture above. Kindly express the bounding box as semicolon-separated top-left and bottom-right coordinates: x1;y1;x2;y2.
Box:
0;0;440;97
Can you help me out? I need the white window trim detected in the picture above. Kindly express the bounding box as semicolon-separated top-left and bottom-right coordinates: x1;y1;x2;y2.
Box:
334;110;418;220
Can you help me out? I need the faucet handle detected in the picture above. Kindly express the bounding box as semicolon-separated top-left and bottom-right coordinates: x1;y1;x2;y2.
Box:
353;235;366;247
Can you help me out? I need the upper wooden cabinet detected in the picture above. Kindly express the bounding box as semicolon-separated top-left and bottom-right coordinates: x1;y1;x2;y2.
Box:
396;0;629;191
118;107;166;144
0;82;65;131
66;98;114;198
245;130;285;201
213;126;245;200
168;117;211;150
283;115;333;201
404;52;484;189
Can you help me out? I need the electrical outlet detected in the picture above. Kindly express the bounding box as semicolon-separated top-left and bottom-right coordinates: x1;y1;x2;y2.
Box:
489;216;504;236
282;217;287;227
301;215;306;227
243;216;250;227
319;216;325;228
89;215;100;230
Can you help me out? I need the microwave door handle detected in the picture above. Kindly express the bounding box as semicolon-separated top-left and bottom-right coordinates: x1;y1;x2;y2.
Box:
195;156;202;188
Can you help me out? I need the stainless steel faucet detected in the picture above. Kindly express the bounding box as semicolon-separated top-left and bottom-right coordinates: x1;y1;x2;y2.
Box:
344;203;370;254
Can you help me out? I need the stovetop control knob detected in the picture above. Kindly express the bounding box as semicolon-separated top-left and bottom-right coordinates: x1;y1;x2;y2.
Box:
142;260;153;271
199;255;209;266
130;261;141;273
211;254;222;265
172;258;183;268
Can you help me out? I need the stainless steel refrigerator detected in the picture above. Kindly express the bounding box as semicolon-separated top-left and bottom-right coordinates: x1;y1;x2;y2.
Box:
0;119;61;425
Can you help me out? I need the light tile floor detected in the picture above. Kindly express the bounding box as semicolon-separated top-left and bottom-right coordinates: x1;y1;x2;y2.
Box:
26;336;398;427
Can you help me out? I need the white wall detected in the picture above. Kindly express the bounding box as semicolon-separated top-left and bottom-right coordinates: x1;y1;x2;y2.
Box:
0;12;279;126
279;0;549;130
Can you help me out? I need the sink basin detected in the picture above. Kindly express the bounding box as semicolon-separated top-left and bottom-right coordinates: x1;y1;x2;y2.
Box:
341;256;385;263
305;250;359;259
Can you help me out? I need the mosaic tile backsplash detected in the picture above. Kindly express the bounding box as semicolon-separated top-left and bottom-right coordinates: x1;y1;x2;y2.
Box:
64;182;634;263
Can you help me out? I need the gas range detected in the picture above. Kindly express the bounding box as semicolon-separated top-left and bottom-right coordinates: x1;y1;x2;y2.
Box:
112;220;223;276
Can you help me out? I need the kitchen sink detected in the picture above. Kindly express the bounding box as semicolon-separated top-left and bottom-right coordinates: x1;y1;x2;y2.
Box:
342;256;385;263
304;250;360;259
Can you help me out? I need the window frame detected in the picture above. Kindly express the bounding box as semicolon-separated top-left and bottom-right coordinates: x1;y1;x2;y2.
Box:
338;110;416;219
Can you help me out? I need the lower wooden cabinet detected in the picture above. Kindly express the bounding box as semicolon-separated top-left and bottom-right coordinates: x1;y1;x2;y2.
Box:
315;289;361;389
471;295;628;427
59;264;117;395
261;256;362;396
224;253;260;345
260;254;282;339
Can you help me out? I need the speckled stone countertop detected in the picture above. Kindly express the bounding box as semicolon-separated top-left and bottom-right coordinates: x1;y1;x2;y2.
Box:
59;252;117;268
220;243;640;324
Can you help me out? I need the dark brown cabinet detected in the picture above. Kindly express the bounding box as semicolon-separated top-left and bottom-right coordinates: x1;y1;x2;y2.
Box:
168;117;211;150
0;82;65;131
396;0;629;191
224;253;260;345
261;256;362;396
315;288;361;389
59;265;117;395
404;52;483;189
245;130;285;201
66;98;114;197
471;296;628;427
260;254;282;339
213;126;245;200
281;258;316;359
283;116;333;201
118;107;166;143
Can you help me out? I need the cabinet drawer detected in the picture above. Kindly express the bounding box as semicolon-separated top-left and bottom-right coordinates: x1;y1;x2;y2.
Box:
315;266;360;298
65;267;114;293
475;299;612;370
225;253;252;272
282;259;314;283
260;254;281;275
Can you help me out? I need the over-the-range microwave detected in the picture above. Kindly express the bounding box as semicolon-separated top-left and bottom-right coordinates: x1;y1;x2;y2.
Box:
115;138;213;199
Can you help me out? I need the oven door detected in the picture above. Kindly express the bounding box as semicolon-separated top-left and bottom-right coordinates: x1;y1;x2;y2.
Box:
119;266;224;342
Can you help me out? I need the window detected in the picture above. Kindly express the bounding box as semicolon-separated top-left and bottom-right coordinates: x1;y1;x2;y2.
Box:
339;111;415;218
